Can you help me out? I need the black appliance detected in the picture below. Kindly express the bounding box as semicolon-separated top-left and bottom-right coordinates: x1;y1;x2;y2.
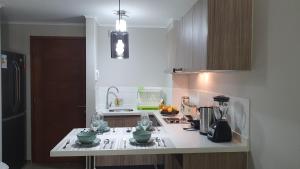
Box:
207;120;232;142
207;96;232;143
191;120;200;130
1;51;26;169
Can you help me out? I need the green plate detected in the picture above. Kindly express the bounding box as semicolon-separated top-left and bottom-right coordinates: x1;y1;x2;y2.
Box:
75;138;100;148
129;138;155;146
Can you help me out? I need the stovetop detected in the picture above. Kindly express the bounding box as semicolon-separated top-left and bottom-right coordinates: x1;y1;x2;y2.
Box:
163;117;189;124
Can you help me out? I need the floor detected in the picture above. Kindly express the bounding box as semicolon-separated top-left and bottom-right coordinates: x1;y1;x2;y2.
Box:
22;163;160;169
22;163;83;169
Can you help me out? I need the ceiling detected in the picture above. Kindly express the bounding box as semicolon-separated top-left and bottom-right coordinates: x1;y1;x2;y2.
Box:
0;0;198;28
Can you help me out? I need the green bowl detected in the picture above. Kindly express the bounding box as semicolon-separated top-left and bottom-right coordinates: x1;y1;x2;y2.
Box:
136;125;154;132
133;130;152;143
77;130;96;144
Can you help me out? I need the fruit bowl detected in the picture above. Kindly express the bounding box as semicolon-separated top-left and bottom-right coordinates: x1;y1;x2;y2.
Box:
160;105;179;116
160;110;179;116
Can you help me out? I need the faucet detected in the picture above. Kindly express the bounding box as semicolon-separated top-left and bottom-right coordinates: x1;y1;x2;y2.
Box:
106;86;119;109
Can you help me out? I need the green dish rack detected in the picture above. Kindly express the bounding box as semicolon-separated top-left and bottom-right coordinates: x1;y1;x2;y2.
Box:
137;87;162;110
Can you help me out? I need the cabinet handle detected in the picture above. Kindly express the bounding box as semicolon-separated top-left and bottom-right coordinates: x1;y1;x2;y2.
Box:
173;68;183;73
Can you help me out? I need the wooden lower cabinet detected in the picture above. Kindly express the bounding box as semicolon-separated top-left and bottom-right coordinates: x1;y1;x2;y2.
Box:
96;115;161;167
164;154;183;169
96;155;164;166
105;115;161;128
165;153;247;169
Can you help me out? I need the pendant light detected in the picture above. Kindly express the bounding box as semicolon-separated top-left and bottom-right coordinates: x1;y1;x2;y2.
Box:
111;0;129;59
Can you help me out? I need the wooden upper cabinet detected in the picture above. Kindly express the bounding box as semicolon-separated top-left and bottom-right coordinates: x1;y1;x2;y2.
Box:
166;0;252;72
182;8;193;70
207;0;252;70
174;19;184;69
166;22;177;71
192;0;208;71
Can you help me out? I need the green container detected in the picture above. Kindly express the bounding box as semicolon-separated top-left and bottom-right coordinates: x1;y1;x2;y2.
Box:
137;105;159;110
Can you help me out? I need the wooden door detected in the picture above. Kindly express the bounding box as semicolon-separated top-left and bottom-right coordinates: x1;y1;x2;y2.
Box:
31;36;86;164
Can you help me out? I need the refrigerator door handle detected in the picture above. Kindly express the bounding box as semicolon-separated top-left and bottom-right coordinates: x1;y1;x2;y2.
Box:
13;62;21;111
13;62;18;111
17;62;21;108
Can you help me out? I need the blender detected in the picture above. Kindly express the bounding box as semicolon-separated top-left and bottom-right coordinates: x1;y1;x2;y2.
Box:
207;95;232;142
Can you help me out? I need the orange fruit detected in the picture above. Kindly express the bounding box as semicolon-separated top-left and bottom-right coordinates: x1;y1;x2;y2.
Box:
162;106;168;111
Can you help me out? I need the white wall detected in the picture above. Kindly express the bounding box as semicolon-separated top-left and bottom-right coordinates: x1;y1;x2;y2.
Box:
1;23;85;160
96;26;172;111
96;26;169;87
85;17;97;126
183;0;300;168
95;26;171;110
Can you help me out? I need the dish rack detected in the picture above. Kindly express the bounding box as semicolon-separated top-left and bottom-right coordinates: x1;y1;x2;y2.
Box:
137;87;162;110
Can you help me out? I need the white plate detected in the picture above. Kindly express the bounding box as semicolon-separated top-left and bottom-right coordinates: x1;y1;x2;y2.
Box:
75;138;100;148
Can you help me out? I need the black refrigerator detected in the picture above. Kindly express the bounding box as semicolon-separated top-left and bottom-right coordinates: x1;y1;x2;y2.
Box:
1;51;26;169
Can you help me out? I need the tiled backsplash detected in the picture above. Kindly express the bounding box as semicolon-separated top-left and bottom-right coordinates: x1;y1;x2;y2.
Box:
95;86;172;111
173;88;250;140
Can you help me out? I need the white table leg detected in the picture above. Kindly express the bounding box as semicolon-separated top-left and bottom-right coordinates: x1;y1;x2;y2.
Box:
85;156;88;169
93;156;96;169
86;156;95;169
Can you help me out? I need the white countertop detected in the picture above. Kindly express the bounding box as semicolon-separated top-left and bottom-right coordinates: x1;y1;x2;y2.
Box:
50;110;249;157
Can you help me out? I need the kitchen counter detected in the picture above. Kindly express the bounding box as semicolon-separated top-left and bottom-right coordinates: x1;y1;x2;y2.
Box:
50;110;249;157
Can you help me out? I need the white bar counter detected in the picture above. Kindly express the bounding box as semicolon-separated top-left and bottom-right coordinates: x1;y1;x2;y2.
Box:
50;111;249;157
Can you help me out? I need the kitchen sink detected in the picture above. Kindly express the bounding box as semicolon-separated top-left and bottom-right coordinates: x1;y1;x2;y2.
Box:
108;108;134;112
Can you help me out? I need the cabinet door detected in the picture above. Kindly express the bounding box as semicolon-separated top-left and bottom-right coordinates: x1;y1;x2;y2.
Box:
173;7;194;72
182;8;193;71
183;153;247;169
207;0;252;70
174;19;185;70
105;116;125;127
192;0;208;70
166;22;177;72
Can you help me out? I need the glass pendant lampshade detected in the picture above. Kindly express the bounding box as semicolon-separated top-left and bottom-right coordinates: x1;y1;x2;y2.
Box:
116;39;125;57
111;0;129;59
116;19;127;32
111;31;129;59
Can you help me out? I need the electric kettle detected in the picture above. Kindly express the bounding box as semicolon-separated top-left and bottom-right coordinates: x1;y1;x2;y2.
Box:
198;107;214;135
